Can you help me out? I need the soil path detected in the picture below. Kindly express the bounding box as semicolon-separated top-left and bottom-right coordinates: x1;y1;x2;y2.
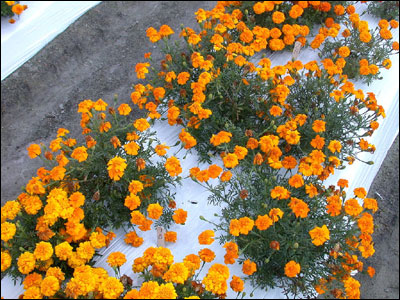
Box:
1;2;398;299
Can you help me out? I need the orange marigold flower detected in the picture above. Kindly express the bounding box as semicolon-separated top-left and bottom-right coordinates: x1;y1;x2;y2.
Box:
354;187;367;198
312;120;326;132
230;275;244;292
198;248;215;262
124;231;144;247
367;266;375;278
164;231;177;243
177;72;190;85
282;156;297;169
338;46;350;57
242;259;257;275
272;11;285;24
310;135;325;149
269;105;283;116
172;208;187;224
344;198;363;216
289;197;309;218
220;170;232;181
1;221;16;242
11;3;24;15
165;156;182;177
135;62;151;79
253;2;265;14
363;198;378;213
210;131;232;146
284;260;300;277
223;153;239;169
118;103;132;115
99;121;112;133
208;164;223;179
155;144;170;156
269;208;284;222
289;4;304;18
288;174;304;188
107;156;127;181
238;217;254;235
27;144;41;159
270;186;291;200
343;277;360;299
198;230;214;245
255;214;273;230
100;277;124;299
159;24;174;38
309;225;330;246
326;195;342;216
107;252;127;268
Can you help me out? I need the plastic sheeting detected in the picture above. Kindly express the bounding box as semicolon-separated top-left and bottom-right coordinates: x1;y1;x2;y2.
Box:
1;2;399;299
1;1;101;81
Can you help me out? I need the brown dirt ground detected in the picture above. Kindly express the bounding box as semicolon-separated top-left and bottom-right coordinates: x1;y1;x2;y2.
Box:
1;2;399;299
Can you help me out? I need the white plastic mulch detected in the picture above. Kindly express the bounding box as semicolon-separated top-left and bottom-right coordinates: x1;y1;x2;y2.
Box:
1;2;399;299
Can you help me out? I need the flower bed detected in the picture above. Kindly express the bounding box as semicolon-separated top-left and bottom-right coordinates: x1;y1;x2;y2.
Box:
1;1;399;299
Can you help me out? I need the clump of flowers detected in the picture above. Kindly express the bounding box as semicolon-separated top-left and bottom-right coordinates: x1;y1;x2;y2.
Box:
318;9;399;84
1;1;28;23
1;96;182;283
204;161;379;297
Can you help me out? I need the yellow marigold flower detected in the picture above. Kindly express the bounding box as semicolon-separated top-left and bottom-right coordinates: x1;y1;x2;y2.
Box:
203;264;230;295
344;198;363;216
18;252;36;274
289;197;310;218
234;146;248;160
172;208;187;224
230;275;244;292
34;241;53;261
54;241;73;261
1;200;21;222
312;120;326;132
128;180;144;195
107;156;127;181
198;229;214;245
40;276;59;297
117;103;132;115
269;208;284;222
155;282;177;299
309;225;330;246
284;260;300;277
124;141;140;155
134;118;150;132
164;156;182;177
242;259;257;275
107;252;127;268
76;241;95;261
27;144;41;159
327;140;342;153
155;144;169;156
1;251;12;272
1;221;16;242
223;153;239;169
100;277;124;299
147;203;163;220
46;267;65;282
198;248;215;262
89;231;107;249
71;146;88;162
93;98;108;111
163;262;190;284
